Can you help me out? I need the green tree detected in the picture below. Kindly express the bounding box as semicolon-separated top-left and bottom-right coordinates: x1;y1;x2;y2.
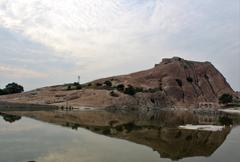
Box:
104;80;112;87
219;93;233;104
0;89;6;95
124;85;136;96
4;82;24;94
116;84;125;91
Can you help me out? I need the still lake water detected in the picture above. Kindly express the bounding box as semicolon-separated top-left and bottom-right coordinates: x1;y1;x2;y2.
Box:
0;110;239;162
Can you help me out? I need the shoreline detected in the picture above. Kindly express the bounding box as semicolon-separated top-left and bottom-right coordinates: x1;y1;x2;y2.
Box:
0;101;58;111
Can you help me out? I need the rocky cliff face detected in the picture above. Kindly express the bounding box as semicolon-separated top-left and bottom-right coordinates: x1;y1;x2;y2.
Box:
97;57;235;108
0;57;235;109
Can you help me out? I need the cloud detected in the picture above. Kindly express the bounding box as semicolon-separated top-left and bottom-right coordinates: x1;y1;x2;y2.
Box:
0;0;185;59
0;64;47;78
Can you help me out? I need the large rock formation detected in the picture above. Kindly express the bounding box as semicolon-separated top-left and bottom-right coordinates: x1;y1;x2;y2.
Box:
95;57;235;108
0;57;235;109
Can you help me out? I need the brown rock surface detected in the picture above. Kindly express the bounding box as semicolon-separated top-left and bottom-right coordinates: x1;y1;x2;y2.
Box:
93;57;235;108
0;57;235;109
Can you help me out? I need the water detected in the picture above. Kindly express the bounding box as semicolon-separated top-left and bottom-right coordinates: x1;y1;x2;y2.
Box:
0;110;239;162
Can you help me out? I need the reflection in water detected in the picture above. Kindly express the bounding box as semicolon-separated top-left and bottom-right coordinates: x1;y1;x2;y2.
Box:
0;112;21;123
4;109;239;160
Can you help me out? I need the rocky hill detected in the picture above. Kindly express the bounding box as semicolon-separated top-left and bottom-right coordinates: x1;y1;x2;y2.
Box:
0;57;235;109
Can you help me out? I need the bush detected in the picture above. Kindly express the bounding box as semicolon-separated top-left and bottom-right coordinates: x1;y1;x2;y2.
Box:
102;129;111;135
144;88;161;93
104;80;112;87
67;85;71;90
186;77;193;83
116;84;125;91
110;91;119;97
0;82;24;95
0;89;6;95
135;87;143;93
96;83;102;87
76;84;82;90
219;116;233;126
219;93;233;104
66;82;81;90
73;82;80;86
176;79;182;87
124;85;136;96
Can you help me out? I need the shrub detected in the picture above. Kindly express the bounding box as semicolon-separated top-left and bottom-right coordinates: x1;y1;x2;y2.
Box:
219;93;233;104
124;85;136;96
87;83;92;87
96;83;102;87
135;87;143;93
102;129;111;135
176;79;182;87
0;89;6;95
186;77;193;83
73;82;80;86
67;85;71;90
219;116;233;126
104;80;112;87
110;91;119;97
116;84;125;91
76;84;82;90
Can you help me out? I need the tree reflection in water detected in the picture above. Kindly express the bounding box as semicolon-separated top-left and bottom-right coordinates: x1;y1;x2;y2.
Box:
0;112;21;123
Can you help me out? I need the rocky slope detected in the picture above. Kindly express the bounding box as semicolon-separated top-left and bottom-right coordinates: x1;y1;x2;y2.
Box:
0;57;235;109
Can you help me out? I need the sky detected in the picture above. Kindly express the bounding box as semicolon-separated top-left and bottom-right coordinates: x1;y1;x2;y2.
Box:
0;0;239;91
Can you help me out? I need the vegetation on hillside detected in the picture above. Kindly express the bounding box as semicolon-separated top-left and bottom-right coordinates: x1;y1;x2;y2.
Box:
66;82;82;90
124;85;137;96
65;79;162;97
176;79;183;87
186;77;193;83
219;93;233;104
90;80;163;96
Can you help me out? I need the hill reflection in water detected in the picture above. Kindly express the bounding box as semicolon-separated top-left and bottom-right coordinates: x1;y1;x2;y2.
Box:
1;109;238;161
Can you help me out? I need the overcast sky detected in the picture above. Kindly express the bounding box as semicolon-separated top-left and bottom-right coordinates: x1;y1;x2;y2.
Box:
0;0;239;91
